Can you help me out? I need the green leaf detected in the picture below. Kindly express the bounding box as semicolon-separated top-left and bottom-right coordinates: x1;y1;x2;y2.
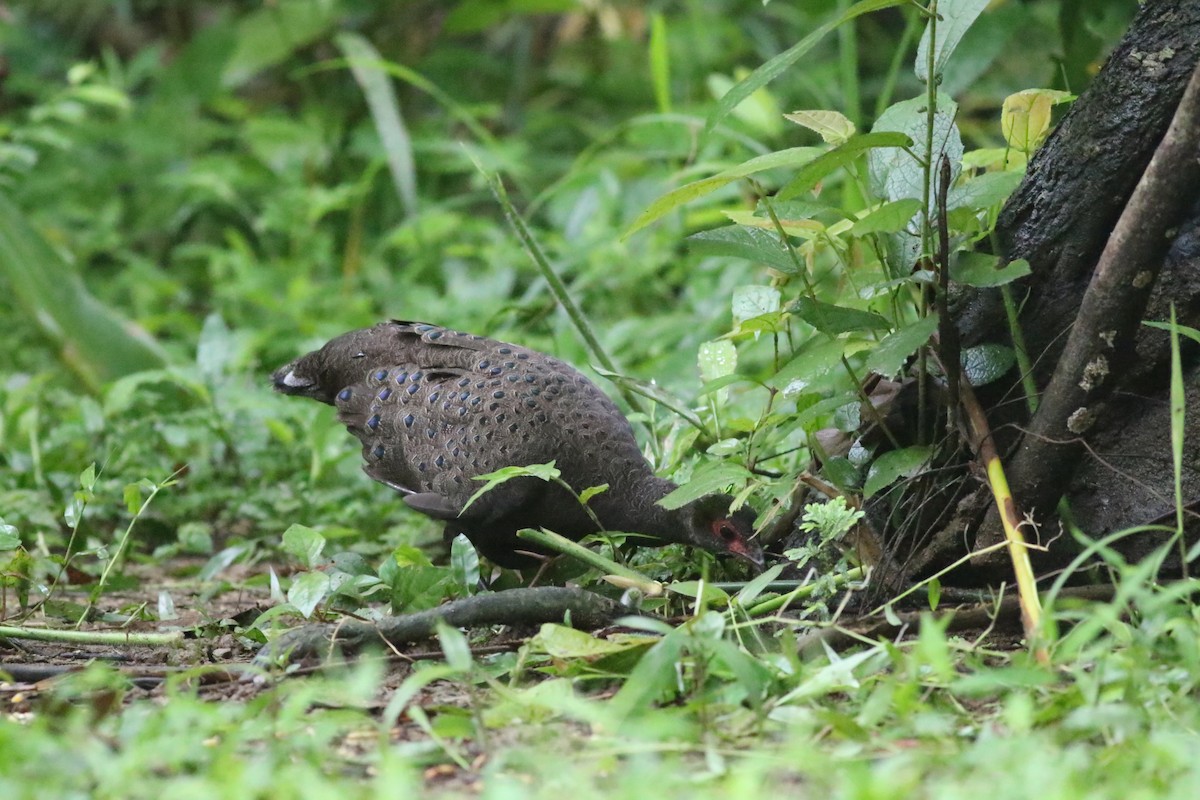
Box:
450;534;480;595
772;337;847;392
706;71;782;138
387;564;452;612
850;198;923;237
0;521;19;550
532;623;655;660
392;544;433;569
123;482;144;515
463;461;561;513
778;132;912;200
658;462;753;510
698;340;738;384
626;147;822;237
928;577;942;611
1143;320;1200;346
282;524;327;569
915;0;990;82
669;581;732;608
437;621;473;672
732;285;781;323
0;194;169;392
79;463;97;493
570;483;606;507
864;446;931;498
947;171;1023;212
224;0;337;87
196;313;235;382
791;297;890;335
868;94;962;207
336;32;417;216
951;255;1031;287
687;226;797;273
702;0;907;139
961;344;1016;386
865;315;940;377
288;571;331;618
608;626;688;721
734;563;786;606
784;109;856;144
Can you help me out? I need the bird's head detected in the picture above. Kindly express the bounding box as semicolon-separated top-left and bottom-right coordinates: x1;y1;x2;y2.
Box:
272;324;398;405
678;494;764;570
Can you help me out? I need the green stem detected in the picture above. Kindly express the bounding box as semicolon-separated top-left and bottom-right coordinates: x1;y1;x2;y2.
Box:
744;566;865;617
515;528;663;596
0;625;184;647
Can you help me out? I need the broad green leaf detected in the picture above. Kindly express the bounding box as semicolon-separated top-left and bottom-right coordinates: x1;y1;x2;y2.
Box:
915;0;990;82
784;109;856;143
196;313;235;382
868;94;962;208
771;337;847;390
658;462;754;510
864;446;931;498
288;571;331;618
951;254;1030;287
626;147;822;237
79;463;97;493
865;315;940;376
532;623;655;660
732;285;782;323
0;521;19;550
702;0;907;138
392;544;433;569
450;534;480;595
850;198;923;237
791;297;890;335
282;524;326;569
961;344;1016;386
947;171;1023;212
778;132;912;200
0;194;168;392
688;226;797;273
699;340;738;383
123;482;145;515
387;564;452;612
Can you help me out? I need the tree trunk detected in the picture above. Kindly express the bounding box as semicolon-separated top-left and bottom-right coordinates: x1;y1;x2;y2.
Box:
901;0;1200;582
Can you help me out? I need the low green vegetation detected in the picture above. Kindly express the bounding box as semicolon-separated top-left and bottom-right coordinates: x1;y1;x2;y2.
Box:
3;1;1197;797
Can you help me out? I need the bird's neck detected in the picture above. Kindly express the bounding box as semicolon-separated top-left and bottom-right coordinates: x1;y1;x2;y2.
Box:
592;471;688;542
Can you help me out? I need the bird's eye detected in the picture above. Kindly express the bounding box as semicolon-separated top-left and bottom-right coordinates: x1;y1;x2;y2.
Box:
712;520;738;542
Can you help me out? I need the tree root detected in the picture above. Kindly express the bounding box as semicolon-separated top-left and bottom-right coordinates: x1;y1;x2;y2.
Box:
255;586;627;666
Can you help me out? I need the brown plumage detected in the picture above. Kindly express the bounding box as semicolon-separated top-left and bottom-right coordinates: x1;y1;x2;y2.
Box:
272;321;761;568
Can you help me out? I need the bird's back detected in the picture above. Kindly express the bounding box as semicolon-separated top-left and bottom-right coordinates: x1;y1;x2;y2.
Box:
274;321;649;528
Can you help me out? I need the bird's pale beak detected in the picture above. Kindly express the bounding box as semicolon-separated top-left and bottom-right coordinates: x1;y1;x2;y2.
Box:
730;538;765;571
